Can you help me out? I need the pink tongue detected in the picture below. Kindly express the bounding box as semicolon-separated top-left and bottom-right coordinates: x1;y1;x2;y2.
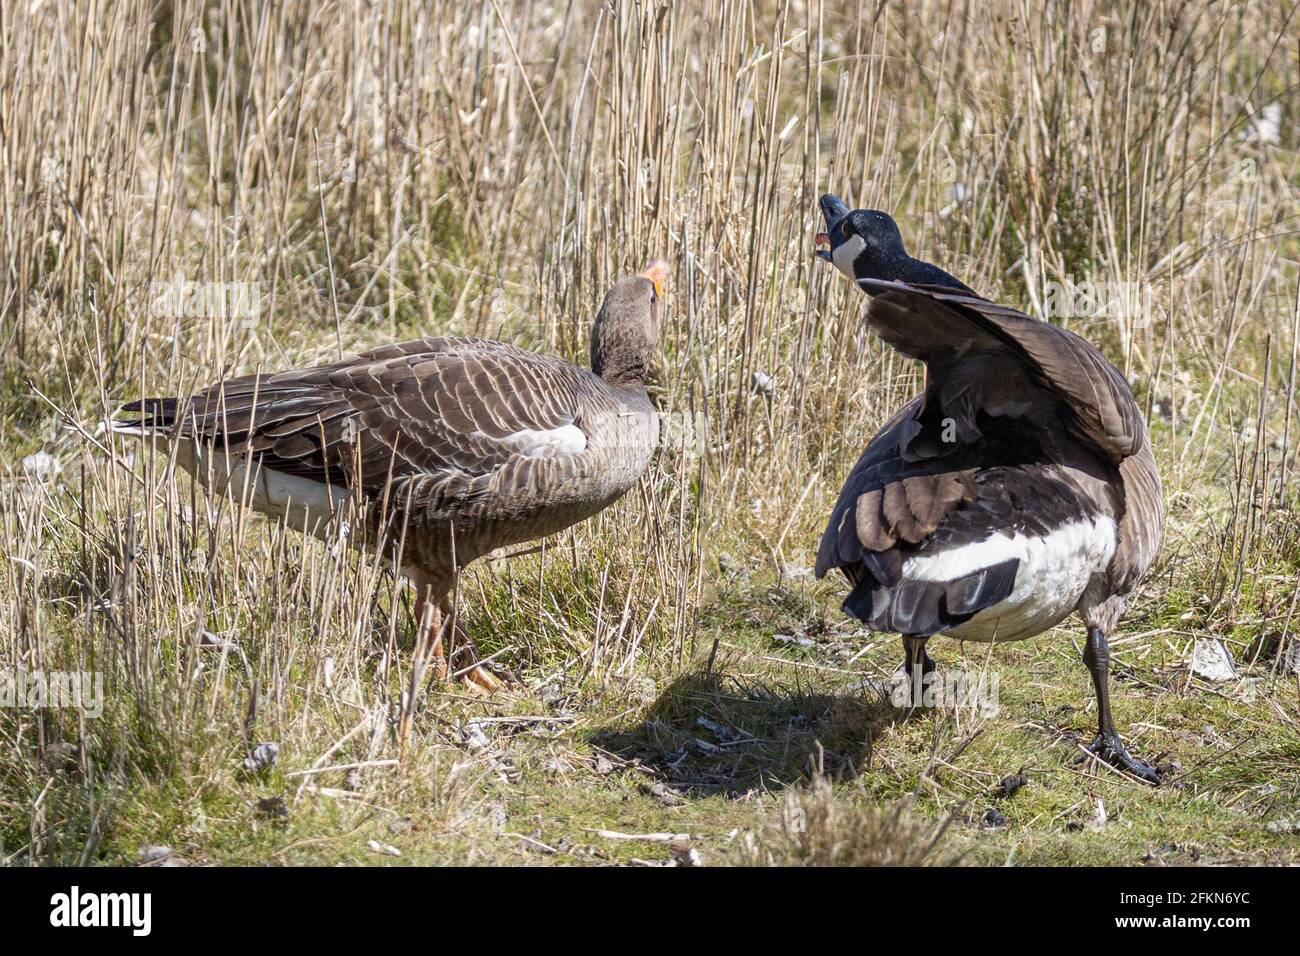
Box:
814;232;829;246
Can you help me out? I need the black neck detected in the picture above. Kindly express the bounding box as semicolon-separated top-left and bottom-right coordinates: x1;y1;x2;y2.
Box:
873;254;974;294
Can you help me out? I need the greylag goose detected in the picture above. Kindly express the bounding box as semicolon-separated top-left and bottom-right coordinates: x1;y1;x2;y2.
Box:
813;194;1164;782
112;262;669;693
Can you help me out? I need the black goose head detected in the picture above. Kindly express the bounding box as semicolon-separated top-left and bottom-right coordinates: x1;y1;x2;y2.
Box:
815;193;973;294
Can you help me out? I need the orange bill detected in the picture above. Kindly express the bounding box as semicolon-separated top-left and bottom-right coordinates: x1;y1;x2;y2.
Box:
639;259;670;297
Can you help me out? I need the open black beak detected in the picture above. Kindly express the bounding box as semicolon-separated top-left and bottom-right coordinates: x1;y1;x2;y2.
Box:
815;193;851;262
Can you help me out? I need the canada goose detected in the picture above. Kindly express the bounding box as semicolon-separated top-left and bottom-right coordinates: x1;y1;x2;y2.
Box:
813;194;1164;783
112;262;669;693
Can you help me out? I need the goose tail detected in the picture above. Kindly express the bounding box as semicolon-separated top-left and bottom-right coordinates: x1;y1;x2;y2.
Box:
109;397;179;437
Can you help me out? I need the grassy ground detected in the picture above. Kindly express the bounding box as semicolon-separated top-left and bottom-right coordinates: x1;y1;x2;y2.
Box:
25;559;1300;868
3;0;1300;866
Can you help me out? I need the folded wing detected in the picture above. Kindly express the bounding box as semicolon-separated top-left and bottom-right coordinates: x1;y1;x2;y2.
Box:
116;337;596;504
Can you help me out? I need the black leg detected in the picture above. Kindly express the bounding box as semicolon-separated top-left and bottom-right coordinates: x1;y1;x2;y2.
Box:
901;636;934;708
901;635;936;676
1081;627;1159;784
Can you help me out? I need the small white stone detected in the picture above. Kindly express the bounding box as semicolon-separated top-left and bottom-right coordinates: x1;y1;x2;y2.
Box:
459;719;490;752
21;450;61;480
242;741;280;772
139;845;172;863
1190;638;1236;682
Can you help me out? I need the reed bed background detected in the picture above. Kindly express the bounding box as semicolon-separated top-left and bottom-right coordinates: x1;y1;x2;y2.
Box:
2;0;1298;865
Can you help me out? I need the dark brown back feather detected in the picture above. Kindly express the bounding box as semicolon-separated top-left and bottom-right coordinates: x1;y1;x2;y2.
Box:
861;280;1146;461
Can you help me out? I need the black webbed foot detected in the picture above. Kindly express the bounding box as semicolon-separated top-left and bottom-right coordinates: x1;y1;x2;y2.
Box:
1081;732;1161;784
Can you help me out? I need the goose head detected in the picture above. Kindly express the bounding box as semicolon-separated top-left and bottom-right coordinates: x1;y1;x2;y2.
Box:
815;193;973;293
815;194;905;283
590;260;668;387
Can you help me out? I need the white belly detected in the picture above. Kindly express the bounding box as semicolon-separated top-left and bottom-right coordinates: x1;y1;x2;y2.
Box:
904;516;1117;643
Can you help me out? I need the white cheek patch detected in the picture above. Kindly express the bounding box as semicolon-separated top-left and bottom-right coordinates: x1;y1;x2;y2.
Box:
499;424;587;458
831;233;866;281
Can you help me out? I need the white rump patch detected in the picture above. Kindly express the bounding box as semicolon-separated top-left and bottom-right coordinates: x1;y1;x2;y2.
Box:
498;424;587;458
116;430;354;543
193;447;351;541
114;424;355;549
902;516;1118;643
832;233;866;282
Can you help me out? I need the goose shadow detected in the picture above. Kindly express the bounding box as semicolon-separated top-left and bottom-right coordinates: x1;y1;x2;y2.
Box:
588;669;913;797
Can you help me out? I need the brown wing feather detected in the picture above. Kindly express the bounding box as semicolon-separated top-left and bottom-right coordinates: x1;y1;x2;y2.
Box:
1110;443;1164;592
172;337;597;499
815;394;983;577
862;280;1145;461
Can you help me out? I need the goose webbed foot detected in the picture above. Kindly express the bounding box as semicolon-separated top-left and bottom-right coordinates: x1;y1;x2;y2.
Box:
415;591;510;696
445;638;508;695
1082;732;1161;784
